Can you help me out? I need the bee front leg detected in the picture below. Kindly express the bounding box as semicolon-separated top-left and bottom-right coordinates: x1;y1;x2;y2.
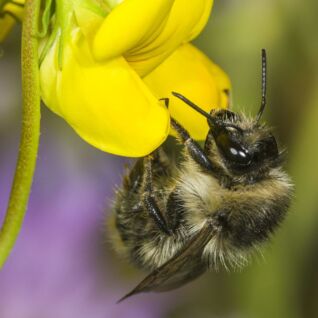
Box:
160;97;214;171
160;97;215;172
170;118;214;172
142;156;172;236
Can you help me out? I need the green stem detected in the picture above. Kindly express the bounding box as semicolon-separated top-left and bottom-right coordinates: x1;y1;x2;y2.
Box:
0;0;41;268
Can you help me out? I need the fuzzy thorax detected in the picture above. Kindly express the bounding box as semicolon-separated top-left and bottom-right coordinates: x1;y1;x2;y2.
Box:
178;158;293;269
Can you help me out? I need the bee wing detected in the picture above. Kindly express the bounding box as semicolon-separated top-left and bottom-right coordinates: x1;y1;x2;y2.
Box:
118;222;215;302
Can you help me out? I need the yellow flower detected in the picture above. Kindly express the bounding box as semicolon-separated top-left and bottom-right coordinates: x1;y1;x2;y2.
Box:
0;0;24;42
144;43;230;140
40;0;230;157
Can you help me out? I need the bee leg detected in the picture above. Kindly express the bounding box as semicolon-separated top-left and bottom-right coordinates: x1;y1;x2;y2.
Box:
204;131;214;153
170;118;214;172
142;156;172;236
124;148;169;193
166;188;185;231
160;97;214;172
159;97;170;108
151;147;171;176
123;158;144;193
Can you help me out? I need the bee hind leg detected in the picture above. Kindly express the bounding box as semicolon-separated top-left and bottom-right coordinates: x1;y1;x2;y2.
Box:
142;156;172;236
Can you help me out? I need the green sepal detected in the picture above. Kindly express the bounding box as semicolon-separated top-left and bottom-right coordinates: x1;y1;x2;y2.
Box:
37;0;54;38
39;0;110;69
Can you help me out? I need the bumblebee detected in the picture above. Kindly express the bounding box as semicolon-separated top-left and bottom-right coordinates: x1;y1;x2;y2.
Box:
110;50;293;301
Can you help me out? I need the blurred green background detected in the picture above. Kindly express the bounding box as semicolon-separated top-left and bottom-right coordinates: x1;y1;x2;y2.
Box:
1;0;318;317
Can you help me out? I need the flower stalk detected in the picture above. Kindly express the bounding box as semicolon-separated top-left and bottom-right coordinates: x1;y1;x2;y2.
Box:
0;0;41;268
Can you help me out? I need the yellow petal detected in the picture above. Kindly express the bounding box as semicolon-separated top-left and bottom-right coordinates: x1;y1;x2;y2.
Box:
204;58;231;109
125;0;214;76
185;0;214;42
93;0;175;61
144;43;230;140
40;33;170;157
73;6;105;37
93;0;213;77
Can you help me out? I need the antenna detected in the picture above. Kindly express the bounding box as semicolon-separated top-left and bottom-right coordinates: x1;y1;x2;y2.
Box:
171;92;216;124
171;92;243;132
256;49;267;123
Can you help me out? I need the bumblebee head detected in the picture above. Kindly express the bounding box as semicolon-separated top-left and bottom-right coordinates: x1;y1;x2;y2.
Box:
205;109;280;176
171;50;283;181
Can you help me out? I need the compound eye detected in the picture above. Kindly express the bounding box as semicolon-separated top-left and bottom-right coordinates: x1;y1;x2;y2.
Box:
254;135;279;162
216;131;252;166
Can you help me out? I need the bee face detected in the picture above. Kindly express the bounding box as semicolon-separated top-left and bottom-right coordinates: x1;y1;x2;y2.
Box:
207;109;280;177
